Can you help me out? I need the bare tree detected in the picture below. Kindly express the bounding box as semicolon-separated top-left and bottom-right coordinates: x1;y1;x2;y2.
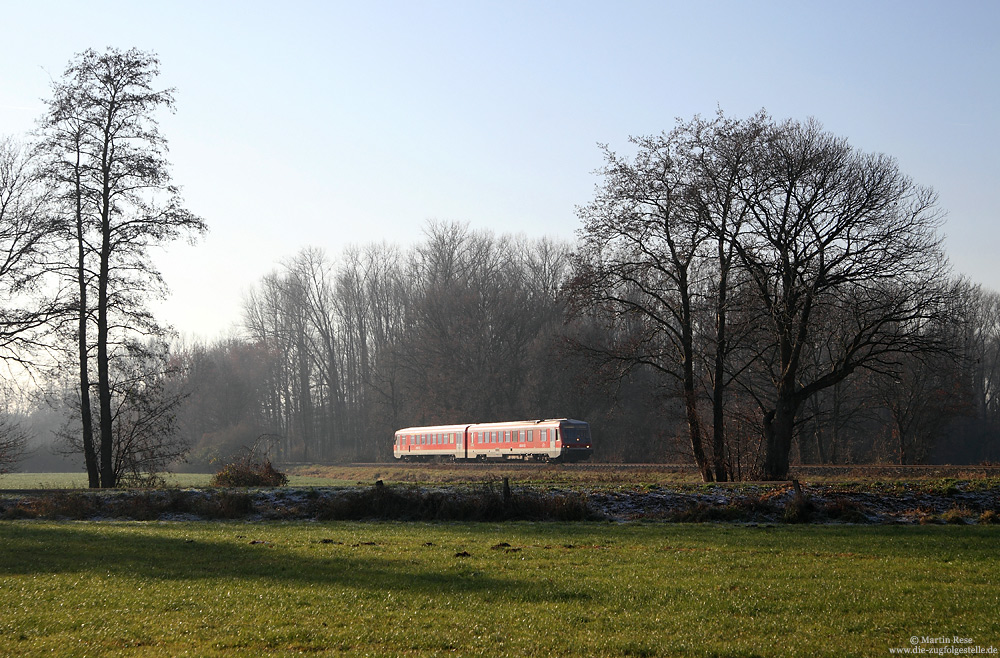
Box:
41;48;205;487
0;414;28;475
0;137;63;367
571;137;714;479
570;115;763;482
733;117;950;479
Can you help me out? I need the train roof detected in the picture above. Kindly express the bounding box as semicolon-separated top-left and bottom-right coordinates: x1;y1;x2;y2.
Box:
395;419;588;433
470;418;586;427
394;423;470;434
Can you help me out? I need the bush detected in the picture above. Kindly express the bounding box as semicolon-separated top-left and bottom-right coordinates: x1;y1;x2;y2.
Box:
940;506;972;525
211;458;288;487
782;496;815;523
822;498;869;523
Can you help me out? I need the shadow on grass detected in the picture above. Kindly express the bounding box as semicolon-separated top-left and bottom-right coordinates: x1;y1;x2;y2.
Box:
0;522;591;603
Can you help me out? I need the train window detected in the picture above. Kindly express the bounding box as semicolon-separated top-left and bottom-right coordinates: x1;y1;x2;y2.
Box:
526;430;533;442
520;430;526;442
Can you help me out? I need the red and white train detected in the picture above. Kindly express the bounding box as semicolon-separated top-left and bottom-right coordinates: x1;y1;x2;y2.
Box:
393;418;593;462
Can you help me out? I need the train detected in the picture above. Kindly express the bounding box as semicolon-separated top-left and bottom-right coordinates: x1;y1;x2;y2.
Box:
393;418;593;462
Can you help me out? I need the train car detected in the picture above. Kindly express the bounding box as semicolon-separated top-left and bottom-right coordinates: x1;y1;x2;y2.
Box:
393;419;592;462
392;423;468;462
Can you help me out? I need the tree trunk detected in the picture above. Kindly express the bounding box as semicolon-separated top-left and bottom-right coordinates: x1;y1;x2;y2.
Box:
74;154;99;488
711;250;730;482
97;217;115;488
762;399;797;480
97;137;115;488
684;391;713;482
680;273;713;483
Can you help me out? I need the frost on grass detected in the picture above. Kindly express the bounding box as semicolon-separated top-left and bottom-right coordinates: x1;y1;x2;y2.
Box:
0;480;998;524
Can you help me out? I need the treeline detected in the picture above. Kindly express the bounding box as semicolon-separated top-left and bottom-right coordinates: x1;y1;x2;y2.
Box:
173;224;610;465
170;112;1000;479
164;218;1000;475
1;47;998;482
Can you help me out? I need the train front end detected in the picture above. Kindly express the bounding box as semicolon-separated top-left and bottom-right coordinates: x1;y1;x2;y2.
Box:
557;419;593;462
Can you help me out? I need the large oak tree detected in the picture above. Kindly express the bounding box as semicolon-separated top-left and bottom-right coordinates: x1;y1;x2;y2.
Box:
572;112;950;480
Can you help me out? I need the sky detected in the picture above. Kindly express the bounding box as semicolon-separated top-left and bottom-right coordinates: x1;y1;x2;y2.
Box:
1;0;998;341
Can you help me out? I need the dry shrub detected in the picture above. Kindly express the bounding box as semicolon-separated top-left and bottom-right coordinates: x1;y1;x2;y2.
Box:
978;510;999;524
213;491;255;518
16;493;101;520
822;498;869;523
667;503;749;522
310;481;599;522
211;458;287;488
940;506;973;525
782;496;815;524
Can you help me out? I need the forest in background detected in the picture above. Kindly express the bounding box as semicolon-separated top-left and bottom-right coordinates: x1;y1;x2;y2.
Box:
2;49;999;483
18;217;999;478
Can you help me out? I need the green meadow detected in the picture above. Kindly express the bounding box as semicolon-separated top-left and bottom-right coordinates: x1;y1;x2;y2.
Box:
1;522;997;657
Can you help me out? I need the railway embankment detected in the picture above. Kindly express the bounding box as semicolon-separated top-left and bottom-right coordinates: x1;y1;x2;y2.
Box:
2;479;999;524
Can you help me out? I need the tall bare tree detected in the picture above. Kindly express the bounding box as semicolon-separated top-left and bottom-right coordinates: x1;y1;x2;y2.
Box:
571;135;715;479
41;48;205;487
570;115;765;482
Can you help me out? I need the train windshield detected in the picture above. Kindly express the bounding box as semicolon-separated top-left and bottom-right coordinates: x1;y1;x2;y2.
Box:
561;425;590;442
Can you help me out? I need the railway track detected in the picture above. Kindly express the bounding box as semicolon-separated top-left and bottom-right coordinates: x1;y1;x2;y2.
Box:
287;462;1000;477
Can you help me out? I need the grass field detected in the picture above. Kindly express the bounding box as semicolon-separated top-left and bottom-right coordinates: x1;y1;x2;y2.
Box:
1;521;998;657
0;472;359;490
6;464;998;491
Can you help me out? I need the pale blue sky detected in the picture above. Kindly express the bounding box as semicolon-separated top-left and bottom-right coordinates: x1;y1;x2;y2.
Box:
1;1;997;339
